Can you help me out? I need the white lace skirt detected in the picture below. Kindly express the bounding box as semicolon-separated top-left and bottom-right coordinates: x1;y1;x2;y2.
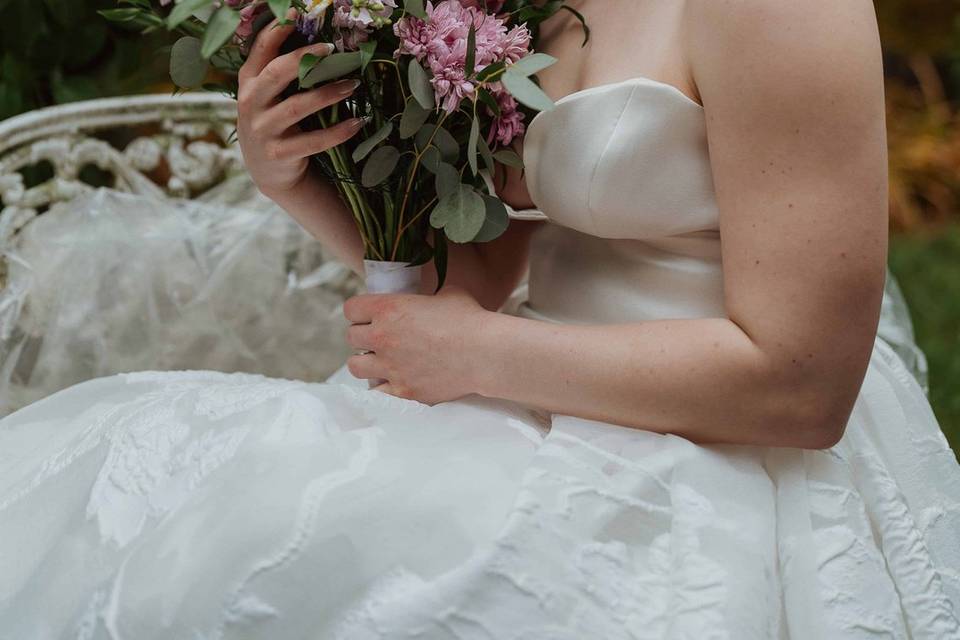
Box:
0;334;958;639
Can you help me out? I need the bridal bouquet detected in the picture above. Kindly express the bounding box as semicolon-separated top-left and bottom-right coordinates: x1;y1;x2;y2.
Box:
102;0;587;289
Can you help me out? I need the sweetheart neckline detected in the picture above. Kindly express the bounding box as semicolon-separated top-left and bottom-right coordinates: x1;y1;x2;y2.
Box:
521;77;705;206
527;76;704;134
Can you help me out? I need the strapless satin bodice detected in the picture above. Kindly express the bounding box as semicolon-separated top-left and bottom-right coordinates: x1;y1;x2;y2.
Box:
518;78;726;324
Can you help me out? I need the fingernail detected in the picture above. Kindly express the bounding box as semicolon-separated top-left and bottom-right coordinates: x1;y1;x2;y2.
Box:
351;116;371;130
321;42;335;54
335;79;361;94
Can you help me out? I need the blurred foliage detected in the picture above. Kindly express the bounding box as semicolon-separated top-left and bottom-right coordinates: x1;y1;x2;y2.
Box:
878;0;960;231
889;228;960;451
877;0;960;55
878;0;959;444
0;0;169;120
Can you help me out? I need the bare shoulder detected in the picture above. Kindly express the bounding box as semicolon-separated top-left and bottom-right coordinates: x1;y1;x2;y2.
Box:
683;0;884;112
683;0;881;50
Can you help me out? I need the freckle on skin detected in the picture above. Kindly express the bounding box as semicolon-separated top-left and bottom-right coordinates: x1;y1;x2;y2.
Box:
755;260;761;265
841;252;847;258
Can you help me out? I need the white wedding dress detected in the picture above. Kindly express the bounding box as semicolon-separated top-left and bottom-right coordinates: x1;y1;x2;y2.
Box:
2;79;960;639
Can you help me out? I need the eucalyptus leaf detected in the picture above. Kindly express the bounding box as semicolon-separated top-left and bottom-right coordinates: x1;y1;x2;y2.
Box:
170;36;207;88
99;8;146;24
465;24;477;76
430;185;486;243
477;88;500;117
298;53;321;84
414;124;458;161
414;125;433;152
421;147;442;173
167;0;209;29
433;230;448;291
435;163;460;199
509;53;558;77
362;146;400;187
359;40;376;71
478;136;496;174
404;0;427;20
493;149;524;169
473;195;510;243
400;98;431;139
352;122;394;162
408;59;435;110
267;0;291;20
501;69;554;112
407;243;435;267
475;60;505;83
432;126;460;162
468;117;480;176
301;51;362;88
201;7;241;59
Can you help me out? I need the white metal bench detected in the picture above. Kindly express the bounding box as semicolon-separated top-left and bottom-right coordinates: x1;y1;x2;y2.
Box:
0;94;360;413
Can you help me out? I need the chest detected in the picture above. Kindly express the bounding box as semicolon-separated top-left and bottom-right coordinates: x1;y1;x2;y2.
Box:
521;80;720;240
534;0;690;102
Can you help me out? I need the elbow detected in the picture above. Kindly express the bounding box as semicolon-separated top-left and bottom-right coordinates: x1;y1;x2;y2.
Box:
796;410;849;450
761;371;861;450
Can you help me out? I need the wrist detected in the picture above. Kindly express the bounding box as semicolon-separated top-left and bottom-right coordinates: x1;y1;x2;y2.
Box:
258;177;309;206
466;309;511;399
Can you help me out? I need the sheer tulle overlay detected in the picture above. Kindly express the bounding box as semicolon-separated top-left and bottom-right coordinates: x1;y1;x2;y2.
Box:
0;188;360;414
1;79;959;638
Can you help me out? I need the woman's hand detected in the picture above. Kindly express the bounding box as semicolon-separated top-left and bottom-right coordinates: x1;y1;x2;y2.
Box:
344;288;492;404
236;17;365;198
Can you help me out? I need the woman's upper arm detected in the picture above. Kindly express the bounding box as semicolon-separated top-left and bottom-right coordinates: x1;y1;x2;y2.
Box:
687;0;889;423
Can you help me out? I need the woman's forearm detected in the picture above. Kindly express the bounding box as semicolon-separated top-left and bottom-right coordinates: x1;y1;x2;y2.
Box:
265;177;368;274
472;313;852;449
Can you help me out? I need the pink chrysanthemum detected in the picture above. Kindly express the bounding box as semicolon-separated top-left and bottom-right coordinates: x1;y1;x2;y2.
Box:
234;1;269;40
487;89;526;146
394;1;533;113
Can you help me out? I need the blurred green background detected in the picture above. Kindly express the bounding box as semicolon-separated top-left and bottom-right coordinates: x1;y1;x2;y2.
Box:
0;0;958;451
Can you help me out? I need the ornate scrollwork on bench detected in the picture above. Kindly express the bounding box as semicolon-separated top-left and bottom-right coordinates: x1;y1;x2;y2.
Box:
0;94;242;255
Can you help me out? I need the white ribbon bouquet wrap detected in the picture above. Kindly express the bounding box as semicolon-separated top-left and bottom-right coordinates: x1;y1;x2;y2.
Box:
361;259;423;387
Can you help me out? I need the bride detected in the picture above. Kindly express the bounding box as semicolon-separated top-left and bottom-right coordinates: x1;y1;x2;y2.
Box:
2;1;959;637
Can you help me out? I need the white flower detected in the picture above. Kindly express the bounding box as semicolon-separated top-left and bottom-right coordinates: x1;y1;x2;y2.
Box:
304;0;335;17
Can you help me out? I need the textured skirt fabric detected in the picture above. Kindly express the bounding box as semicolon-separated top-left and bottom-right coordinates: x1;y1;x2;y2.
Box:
0;336;958;639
